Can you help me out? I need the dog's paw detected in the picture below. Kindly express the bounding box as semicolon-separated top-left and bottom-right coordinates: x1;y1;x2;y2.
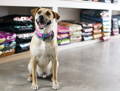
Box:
42;74;47;78
31;83;38;90
52;82;59;90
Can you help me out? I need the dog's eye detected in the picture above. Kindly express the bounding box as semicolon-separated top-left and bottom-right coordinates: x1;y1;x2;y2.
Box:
38;11;42;14
46;11;51;16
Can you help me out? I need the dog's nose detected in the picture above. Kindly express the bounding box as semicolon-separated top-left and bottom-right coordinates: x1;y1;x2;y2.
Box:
39;15;44;20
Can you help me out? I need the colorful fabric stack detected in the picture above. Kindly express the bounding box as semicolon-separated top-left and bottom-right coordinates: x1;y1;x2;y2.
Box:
101;11;111;41
111;18;119;35
0;15;34;53
0;31;16;57
81;23;93;41
93;23;102;39
112;15;120;33
69;24;82;42
57;25;70;45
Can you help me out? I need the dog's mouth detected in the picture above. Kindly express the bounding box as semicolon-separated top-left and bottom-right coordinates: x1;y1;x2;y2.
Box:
39;24;45;29
37;21;51;29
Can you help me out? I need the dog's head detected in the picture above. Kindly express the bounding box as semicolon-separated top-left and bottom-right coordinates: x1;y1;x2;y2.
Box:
31;8;60;29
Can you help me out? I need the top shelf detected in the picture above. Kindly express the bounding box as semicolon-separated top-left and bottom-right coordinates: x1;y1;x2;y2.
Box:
0;0;120;11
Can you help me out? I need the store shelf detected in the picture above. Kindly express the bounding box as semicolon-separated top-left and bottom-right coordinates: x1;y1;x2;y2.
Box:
58;1;110;10
0;0;120;11
58;1;120;11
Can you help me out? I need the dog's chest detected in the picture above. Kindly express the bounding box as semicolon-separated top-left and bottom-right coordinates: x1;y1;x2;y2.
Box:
30;35;55;57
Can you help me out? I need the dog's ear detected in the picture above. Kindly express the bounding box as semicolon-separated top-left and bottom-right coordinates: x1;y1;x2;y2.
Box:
52;11;60;20
31;8;40;16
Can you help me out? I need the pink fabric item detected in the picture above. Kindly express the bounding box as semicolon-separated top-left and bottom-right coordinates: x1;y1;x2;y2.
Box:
0;31;16;43
58;25;70;33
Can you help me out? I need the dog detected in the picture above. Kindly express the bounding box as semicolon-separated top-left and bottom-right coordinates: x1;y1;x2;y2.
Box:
27;8;60;90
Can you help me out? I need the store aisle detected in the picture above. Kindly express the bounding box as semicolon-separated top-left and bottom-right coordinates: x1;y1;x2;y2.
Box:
1;39;120;91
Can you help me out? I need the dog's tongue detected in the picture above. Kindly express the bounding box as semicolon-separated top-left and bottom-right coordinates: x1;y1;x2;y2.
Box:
39;24;45;28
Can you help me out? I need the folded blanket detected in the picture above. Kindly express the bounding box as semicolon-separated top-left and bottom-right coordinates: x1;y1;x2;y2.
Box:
58;25;70;34
93;34;102;39
57;33;70;39
0;41;16;51
70;31;82;37
58;21;73;27
69;24;82;32
82;28;93;32
80;13;102;22
103;32;111;36
82;32;92;36
15;42;30;53
17;32;33;39
102;29;111;32
0;26;34;34
0;21;33;26
93;29;102;34
112;29;119;32
0;38;6;44
93;23;102;29
82;23;93;28
70;37;82;43
16;37;32;44
58;38;70;45
83;36;93;41
112;30;119;35
0;48;15;57
0;32;16;44
0;15;33;23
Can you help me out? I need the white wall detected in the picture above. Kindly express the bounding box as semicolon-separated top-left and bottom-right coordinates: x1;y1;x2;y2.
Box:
0;7;32;17
0;7;9;16
58;8;80;22
112;11;120;15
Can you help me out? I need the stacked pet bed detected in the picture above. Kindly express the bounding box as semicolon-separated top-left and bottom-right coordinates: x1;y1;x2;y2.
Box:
57;25;70;45
0;31;16;57
58;21;82;43
80;9;102;23
111;18;119;35
100;11;111;41
93;23;102;39
81;23;93;41
0;15;34;53
80;10;103;41
69;24;82;43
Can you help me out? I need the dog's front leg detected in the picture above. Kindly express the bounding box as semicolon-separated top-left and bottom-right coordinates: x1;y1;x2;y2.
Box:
31;57;38;90
51;57;59;89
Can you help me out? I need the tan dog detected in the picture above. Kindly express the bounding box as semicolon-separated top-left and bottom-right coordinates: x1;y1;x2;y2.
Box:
27;8;60;90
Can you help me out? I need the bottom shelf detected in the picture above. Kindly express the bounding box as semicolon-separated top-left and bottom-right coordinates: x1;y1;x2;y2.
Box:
59;39;101;51
0;34;120;60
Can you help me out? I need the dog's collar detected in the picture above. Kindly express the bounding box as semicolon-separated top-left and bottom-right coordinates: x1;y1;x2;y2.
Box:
35;29;54;41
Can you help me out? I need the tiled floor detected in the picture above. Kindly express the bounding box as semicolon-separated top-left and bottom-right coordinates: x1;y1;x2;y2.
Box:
1;38;120;91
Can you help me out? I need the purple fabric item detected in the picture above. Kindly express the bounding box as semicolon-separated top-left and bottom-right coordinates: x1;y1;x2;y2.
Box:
0;31;16;43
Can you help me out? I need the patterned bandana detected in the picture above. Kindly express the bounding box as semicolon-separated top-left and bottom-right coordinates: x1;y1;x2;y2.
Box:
35;29;54;41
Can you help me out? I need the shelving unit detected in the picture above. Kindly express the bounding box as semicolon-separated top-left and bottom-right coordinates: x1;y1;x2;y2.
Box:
0;0;120;52
0;0;120;10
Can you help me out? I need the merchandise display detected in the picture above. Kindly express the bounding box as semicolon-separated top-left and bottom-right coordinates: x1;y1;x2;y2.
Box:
0;31;16;57
57;25;70;45
0;15;34;54
93;23;102;39
101;11;111;41
81;23;93;41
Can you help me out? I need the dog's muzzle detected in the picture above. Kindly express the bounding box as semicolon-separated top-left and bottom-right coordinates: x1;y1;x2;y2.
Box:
36;15;51;29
